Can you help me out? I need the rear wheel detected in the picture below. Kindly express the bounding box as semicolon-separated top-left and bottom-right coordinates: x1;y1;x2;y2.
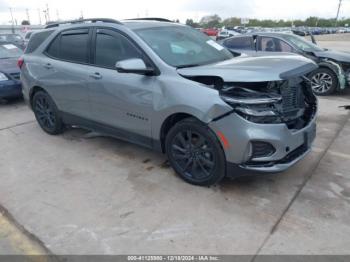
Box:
32;91;64;135
310;68;338;96
165;117;226;186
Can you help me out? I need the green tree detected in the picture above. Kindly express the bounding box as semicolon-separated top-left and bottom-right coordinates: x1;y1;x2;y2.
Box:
200;14;222;28
186;19;199;28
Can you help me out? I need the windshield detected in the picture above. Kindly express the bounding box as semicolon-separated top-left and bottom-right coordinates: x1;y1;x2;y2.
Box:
283;34;323;52
0;44;23;59
135;26;233;67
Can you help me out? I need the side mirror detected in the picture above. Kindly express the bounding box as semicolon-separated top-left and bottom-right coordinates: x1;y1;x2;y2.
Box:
115;58;155;75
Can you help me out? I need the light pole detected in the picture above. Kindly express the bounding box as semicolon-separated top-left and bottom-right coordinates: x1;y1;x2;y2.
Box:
9;7;15;33
335;0;343;27
26;8;31;24
38;9;42;25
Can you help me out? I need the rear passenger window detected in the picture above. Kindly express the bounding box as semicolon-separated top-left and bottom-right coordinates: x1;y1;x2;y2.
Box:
224;37;253;50
46;29;89;63
25;30;54;54
94;29;142;68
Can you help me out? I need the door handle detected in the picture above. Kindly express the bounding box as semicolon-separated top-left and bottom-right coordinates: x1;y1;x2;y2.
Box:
89;72;102;80
43;63;53;69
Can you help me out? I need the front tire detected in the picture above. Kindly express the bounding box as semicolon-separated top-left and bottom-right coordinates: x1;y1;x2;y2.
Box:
32;91;64;135
310;68;338;96
165;117;226;186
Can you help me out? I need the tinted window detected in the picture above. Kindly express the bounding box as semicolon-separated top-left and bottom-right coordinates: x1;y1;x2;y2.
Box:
60;30;89;63
224;37;253;50
25;32;33;39
46;29;89;63
46;34;60;57
259;37;293;52
26;30;54;54
95;30;142;68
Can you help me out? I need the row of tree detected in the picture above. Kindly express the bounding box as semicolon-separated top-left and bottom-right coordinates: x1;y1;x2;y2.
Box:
186;15;350;28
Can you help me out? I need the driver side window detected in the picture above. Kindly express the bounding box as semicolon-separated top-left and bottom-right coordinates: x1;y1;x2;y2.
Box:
95;29;142;68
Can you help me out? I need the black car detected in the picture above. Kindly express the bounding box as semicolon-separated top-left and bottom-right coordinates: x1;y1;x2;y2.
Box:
220;33;350;95
0;43;23;100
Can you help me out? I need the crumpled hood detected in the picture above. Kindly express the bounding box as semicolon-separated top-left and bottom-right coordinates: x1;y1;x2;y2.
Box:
314;49;350;63
177;54;317;82
0;58;19;75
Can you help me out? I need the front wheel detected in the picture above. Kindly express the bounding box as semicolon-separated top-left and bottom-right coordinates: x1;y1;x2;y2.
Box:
165;117;226;186
310;68;338;96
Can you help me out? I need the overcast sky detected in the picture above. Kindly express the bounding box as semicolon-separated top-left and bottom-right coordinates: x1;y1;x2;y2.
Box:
0;0;349;25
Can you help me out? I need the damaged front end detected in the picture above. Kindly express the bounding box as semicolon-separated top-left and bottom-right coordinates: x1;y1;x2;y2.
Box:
218;78;317;130
187;75;318;176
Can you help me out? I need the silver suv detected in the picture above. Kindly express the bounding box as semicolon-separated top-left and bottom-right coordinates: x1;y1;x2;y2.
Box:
20;18;318;186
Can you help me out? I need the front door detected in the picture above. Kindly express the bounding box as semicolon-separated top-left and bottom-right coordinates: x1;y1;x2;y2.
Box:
87;28;155;146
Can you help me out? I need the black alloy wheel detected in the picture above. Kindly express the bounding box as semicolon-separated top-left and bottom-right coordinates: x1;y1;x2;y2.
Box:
32;91;64;135
165;117;226;186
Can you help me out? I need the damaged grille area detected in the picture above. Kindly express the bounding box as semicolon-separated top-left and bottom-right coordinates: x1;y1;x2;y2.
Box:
218;78;317;130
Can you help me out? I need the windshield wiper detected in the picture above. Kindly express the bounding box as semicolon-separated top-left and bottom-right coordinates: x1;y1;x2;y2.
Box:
176;64;202;69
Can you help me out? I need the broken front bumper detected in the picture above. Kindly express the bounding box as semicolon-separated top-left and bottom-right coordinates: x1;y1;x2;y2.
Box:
209;112;317;178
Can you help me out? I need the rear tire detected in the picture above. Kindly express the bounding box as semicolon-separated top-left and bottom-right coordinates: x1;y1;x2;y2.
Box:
165;117;226;186
309;68;338;96
32;91;64;135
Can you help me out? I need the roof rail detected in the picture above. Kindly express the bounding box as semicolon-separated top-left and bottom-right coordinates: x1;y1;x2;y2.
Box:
125;18;174;23
45;18;123;29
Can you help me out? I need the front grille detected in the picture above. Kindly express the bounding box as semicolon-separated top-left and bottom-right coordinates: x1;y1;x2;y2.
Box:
251;141;276;158
10;73;20;80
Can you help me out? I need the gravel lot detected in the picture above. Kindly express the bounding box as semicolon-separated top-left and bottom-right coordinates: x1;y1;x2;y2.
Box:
0;40;349;256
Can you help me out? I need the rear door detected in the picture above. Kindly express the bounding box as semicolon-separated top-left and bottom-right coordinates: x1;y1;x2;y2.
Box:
42;28;92;119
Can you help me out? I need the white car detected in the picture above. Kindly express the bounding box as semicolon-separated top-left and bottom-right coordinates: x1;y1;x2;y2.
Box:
216;29;240;40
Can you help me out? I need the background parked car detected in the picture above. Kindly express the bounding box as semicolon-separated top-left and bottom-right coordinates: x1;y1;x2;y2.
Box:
220;32;350;95
200;28;219;37
0;34;25;50
0;43;23;101
216;28;241;41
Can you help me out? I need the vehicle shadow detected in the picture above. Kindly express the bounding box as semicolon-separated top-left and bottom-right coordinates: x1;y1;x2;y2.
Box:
0;97;25;106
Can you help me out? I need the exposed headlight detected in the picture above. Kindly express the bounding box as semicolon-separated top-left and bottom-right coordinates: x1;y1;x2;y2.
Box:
220;94;281;105
235;107;278;116
0;73;8;81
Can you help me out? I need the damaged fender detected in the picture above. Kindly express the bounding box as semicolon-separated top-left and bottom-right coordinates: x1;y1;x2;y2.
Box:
318;60;347;90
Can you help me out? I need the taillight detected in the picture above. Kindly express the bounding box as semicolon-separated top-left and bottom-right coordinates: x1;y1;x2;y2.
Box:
17;58;24;69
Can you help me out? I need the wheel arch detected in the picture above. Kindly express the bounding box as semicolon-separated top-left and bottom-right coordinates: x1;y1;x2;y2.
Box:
29;86;46;109
317;60;342;88
159;112;198;153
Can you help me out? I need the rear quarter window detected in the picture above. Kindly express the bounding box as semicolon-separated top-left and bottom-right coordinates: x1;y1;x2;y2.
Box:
25;30;55;54
45;29;89;64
